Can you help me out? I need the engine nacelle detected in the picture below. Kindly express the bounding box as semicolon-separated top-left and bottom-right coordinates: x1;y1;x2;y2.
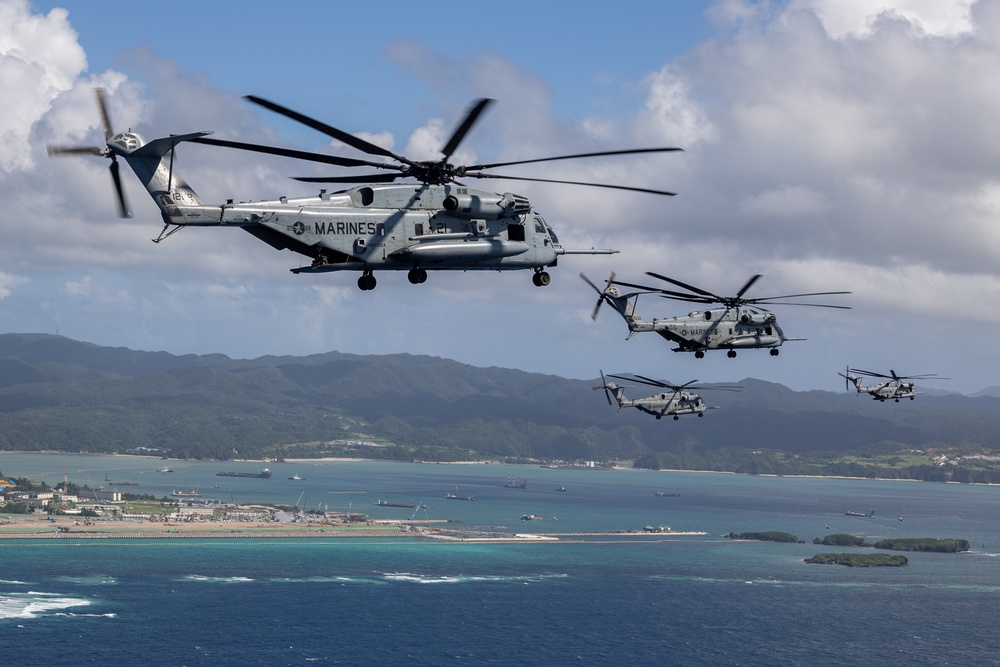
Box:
443;192;531;219
739;311;776;326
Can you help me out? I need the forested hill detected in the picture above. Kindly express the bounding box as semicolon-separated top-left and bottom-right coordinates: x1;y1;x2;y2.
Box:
1;334;999;475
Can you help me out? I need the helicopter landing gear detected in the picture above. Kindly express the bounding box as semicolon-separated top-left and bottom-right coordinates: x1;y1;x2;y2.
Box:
694;351;705;359
672;415;679;421
532;270;551;287
407;268;427;285
727;350;737;358
697;412;704;417
770;348;779;356
358;272;377;291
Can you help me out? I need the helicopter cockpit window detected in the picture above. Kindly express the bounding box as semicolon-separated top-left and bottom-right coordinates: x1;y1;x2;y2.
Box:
534;218;545;234
704;311;712;321
359;187;374;206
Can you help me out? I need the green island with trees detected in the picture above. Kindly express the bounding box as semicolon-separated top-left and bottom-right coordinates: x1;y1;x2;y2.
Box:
727;531;802;543
872;538;970;553
805;553;908;567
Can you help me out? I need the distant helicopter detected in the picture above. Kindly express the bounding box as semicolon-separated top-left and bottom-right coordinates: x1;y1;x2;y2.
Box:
594;370;742;420
48;89;683;291
839;367;947;401
581;272;850;357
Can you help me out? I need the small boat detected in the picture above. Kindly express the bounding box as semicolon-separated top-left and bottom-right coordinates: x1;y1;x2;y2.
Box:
521;514;543;521
158;466;174;473
654;491;680;497
445;493;475;501
289;474;304;481
557;486;567;492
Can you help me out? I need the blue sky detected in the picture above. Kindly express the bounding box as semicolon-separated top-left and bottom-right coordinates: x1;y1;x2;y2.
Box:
3;0;998;395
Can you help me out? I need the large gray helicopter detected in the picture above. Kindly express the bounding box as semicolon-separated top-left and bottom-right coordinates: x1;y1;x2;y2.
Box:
49;89;683;291
581;272;850;358
594;371;742;420
839;367;947;401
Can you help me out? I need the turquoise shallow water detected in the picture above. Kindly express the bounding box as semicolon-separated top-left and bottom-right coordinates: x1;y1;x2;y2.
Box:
2;454;999;665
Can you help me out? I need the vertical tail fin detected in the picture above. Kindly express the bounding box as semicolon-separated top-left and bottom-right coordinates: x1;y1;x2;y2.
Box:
112;131;216;224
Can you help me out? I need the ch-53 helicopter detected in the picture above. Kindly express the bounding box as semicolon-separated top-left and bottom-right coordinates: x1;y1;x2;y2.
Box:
581;272;850;357
839;367;947;402
594;370;742;420
48;89;682;291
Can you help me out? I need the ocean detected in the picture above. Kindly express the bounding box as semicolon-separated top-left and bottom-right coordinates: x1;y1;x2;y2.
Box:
2;453;999;666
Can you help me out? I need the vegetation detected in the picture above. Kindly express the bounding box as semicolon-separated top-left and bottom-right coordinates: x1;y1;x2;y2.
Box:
873;538;970;553
813;534;870;547
805;553;908;567
3;334;1000;476
727;531;801;543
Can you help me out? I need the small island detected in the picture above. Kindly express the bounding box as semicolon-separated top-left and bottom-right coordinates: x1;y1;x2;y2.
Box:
805;553;908;567
872;538;970;553
813;533;869;547
727;531;801;543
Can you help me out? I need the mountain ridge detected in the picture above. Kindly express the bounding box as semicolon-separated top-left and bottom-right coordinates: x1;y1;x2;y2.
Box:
1;334;998;469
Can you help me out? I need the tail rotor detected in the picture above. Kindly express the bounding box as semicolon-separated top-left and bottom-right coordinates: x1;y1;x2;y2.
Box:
593;369;613;406
580;272;616;320
47;88;131;217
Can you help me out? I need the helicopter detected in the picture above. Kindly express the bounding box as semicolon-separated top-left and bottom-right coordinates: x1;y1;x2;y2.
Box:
594;370;742;420
838;367;947;401
48;89;683;291
581;272;850;357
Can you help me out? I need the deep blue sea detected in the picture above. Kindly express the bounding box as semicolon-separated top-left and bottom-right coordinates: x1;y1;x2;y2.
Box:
2;454;999;666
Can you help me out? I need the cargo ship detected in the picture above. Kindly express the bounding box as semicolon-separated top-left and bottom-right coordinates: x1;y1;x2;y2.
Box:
216;468;272;479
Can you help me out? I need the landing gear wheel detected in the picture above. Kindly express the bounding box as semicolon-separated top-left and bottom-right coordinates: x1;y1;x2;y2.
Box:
407;268;427;285
770;348;779;356
727;350;737;358
358;273;377;291
697;412;704;417
532;271;551;287
672;415;679;421
695;351;705;359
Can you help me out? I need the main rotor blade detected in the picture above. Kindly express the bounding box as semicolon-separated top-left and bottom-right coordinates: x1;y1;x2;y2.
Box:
751;301;852;309
245;95;413;165
608;279;704;301
189;137;398;170
47;146;106;157
109;158;131;218
849;368;891;379
465;172;677;196
95;88;113;142
748;290;852;301
468;147;684;171
735;274;762;299
645;272;719;299
440;98;494;161
291;173;403;184
633;373;675;389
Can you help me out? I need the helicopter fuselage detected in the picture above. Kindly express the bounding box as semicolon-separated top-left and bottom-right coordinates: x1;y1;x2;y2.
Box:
109;130;614;290
858;380;916;401
606;383;708;419
600;286;790;357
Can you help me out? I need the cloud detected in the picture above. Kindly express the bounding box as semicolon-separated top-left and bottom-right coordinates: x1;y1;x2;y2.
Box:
0;0;86;171
4;1;1000;393
797;0;976;38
